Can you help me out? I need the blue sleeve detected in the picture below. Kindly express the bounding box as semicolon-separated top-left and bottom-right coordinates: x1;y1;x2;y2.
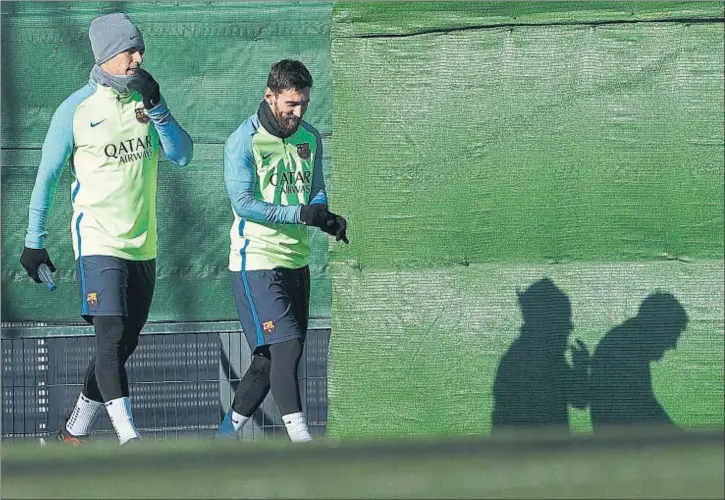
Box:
308;127;328;206
25;99;77;249
146;97;194;167
223;129;301;224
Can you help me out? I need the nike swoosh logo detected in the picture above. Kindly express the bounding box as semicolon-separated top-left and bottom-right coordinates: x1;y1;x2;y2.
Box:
262;153;273;160
231;419;239;424
90;120;106;128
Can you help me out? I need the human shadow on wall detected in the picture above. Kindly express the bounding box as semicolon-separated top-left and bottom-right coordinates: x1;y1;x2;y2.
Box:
491;278;589;435
589;292;688;433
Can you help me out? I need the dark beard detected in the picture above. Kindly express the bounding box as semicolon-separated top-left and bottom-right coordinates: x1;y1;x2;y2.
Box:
276;114;300;136
258;100;299;139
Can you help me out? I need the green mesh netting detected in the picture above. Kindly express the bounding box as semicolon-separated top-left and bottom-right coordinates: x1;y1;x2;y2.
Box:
328;1;724;437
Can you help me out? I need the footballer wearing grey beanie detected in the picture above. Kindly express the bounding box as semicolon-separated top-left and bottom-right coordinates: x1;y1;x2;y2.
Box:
89;13;145;65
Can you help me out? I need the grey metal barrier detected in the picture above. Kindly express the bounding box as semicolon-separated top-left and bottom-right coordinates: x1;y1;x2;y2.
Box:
1;320;329;441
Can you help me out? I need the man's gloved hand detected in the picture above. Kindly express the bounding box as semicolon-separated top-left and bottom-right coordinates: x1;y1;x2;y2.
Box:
20;247;56;283
322;211;349;244
299;204;331;228
129;68;161;110
299;204;350;244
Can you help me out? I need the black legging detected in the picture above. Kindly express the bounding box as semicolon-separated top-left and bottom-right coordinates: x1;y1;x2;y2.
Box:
232;338;304;417
81;312;147;403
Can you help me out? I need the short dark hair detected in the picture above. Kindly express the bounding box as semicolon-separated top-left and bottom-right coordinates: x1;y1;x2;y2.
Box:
266;59;313;93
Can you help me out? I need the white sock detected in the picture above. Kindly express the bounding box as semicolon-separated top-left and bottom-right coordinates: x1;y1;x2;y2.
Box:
282;412;313;442
66;393;103;437
105;397;140;445
231;410;250;433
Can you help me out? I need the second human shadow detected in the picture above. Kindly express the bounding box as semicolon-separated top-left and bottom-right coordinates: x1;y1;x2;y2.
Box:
491;278;589;435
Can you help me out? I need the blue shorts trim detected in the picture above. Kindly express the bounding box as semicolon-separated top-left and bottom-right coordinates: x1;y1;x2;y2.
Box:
75;213;88;316
240;241;264;347
231;266;310;351
75;256;155;322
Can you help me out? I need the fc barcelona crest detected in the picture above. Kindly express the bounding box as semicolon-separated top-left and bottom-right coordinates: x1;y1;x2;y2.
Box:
135;107;150;124
262;321;275;335
296;143;311;160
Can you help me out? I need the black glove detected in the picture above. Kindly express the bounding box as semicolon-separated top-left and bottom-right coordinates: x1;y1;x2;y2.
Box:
322;211;349;244
299;204;331;228
129;68;161;110
20;247;56;283
300;205;350;244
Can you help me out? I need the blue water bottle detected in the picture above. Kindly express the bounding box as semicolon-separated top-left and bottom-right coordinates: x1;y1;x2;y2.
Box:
38;263;57;292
